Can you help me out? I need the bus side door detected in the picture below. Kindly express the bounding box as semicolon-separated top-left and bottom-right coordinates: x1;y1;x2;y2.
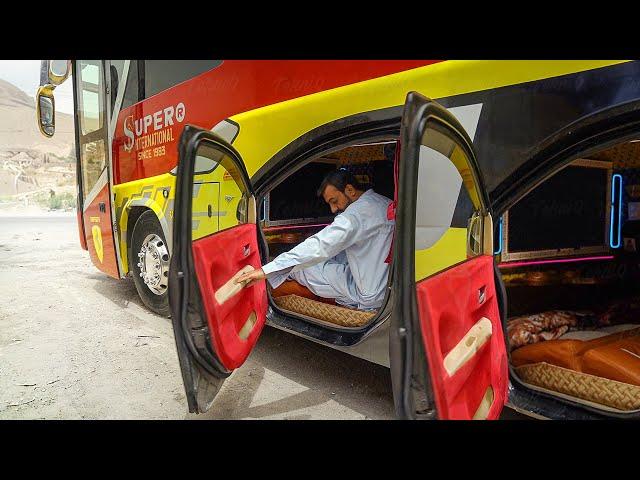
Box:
168;126;268;413
75;60;120;278
390;93;509;420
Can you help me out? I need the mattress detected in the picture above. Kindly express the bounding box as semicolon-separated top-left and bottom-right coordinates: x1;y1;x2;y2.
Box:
271;280;336;305
273;294;376;327
513;326;640;411
516;362;640;412
512;326;640;383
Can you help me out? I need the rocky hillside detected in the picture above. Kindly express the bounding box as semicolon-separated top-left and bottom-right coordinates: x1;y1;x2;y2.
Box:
0;78;75;158
0;78;76;197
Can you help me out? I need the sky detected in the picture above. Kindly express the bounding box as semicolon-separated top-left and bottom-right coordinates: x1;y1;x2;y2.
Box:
0;60;74;114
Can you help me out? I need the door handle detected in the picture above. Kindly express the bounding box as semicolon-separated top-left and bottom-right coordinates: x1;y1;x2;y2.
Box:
208;204;212;218
238;311;257;340
443;317;493;376
472;386;494;420
99;202;106;213
478;285;486;304
214;265;255;305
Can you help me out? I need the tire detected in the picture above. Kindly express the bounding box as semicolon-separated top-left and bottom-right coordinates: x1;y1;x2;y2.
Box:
129;210;171;317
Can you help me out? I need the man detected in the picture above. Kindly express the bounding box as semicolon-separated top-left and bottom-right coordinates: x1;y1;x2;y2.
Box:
236;168;394;310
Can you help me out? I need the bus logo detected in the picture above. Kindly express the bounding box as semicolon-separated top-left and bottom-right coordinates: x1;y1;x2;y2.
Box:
123;102;186;152
92;225;104;263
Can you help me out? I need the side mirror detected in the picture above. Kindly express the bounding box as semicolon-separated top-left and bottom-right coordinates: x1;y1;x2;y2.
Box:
36;85;55;137
48;60;71;86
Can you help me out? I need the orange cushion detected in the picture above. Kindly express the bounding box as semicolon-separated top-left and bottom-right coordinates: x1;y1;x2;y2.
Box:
511;339;584;370
271;281;335;305
512;327;640;386
582;337;640;386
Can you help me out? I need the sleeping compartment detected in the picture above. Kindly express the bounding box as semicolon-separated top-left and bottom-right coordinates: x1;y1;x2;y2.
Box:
500;142;640;413
260;141;396;328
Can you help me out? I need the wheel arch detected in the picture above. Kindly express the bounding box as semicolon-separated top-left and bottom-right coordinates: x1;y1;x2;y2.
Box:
119;199;172;275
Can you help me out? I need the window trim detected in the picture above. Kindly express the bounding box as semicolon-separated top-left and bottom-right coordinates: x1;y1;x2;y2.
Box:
77;60;106;137
75;60;109;205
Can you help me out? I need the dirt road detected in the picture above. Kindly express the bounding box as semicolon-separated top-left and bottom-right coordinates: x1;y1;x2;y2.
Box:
0;214;396;419
0;214;529;420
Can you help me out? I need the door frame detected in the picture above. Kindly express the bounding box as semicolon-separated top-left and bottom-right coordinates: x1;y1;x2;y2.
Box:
170;125;258;412
252;107;403;347
71;61;86;248
105;60;131;278
73;59;121;278
389;93;495;420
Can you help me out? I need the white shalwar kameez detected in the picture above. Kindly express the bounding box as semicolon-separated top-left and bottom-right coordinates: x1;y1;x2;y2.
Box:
261;189;394;310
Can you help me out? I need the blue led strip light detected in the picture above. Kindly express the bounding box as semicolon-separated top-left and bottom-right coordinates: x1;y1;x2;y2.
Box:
494;216;503;255
610;174;623;248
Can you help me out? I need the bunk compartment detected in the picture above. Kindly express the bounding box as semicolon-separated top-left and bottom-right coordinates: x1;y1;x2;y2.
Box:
261;141;396;328
500;143;640;413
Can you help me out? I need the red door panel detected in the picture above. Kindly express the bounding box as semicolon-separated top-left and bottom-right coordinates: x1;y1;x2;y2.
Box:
415;255;508;420
191;223;267;370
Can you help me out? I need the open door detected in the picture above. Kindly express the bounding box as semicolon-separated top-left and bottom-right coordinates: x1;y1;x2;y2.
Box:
169;125;268;413
75;60;120;278
390;93;508;420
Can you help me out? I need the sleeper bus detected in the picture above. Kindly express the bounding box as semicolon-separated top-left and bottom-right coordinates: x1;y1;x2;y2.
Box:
37;60;640;420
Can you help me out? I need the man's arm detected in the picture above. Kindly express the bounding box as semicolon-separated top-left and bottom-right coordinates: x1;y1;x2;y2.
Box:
236;213;359;287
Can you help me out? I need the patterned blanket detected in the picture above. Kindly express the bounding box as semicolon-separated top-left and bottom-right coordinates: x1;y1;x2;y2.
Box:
507;296;640;351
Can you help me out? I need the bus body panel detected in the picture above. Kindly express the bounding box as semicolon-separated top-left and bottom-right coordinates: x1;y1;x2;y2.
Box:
83;182;120;278
112;60;440;185
225;60;629;179
108;59;634;280
113;170;243;275
113;173;175;274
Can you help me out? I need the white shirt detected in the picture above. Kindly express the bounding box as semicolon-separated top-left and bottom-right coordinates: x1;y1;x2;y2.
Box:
262;189;394;309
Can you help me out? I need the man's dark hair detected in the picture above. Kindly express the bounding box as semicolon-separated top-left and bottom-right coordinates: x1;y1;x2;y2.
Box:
316;168;364;197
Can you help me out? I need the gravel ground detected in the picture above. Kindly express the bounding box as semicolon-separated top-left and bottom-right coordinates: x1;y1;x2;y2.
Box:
0;213;396;419
0;213;529;420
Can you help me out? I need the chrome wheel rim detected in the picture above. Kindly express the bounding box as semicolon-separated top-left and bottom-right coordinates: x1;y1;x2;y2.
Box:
137;234;170;295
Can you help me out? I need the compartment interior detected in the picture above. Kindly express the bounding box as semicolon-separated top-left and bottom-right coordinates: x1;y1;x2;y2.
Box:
260;141;396;328
502;140;640;412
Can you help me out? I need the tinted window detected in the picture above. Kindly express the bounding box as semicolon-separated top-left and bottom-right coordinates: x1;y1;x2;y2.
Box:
144;60;222;98
507;165;609;252
121;60;139;109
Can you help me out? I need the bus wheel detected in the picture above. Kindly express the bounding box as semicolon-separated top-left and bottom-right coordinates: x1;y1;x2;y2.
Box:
129;211;171;317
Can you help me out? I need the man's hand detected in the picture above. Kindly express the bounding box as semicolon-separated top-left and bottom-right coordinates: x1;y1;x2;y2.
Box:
235;268;266;287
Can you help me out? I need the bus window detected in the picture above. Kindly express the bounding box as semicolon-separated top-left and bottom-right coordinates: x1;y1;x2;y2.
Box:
121;60;139;109
109;60;125;111
76;60;107;201
78;60;105;135
143;60;222;98
80;140;106;201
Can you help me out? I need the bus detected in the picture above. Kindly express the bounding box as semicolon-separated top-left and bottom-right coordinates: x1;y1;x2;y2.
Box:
38;60;640;420
36;60;435;317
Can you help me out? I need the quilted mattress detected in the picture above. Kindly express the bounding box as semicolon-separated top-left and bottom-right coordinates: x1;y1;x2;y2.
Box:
516;363;640;411
512;326;640;411
273;294;376;327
